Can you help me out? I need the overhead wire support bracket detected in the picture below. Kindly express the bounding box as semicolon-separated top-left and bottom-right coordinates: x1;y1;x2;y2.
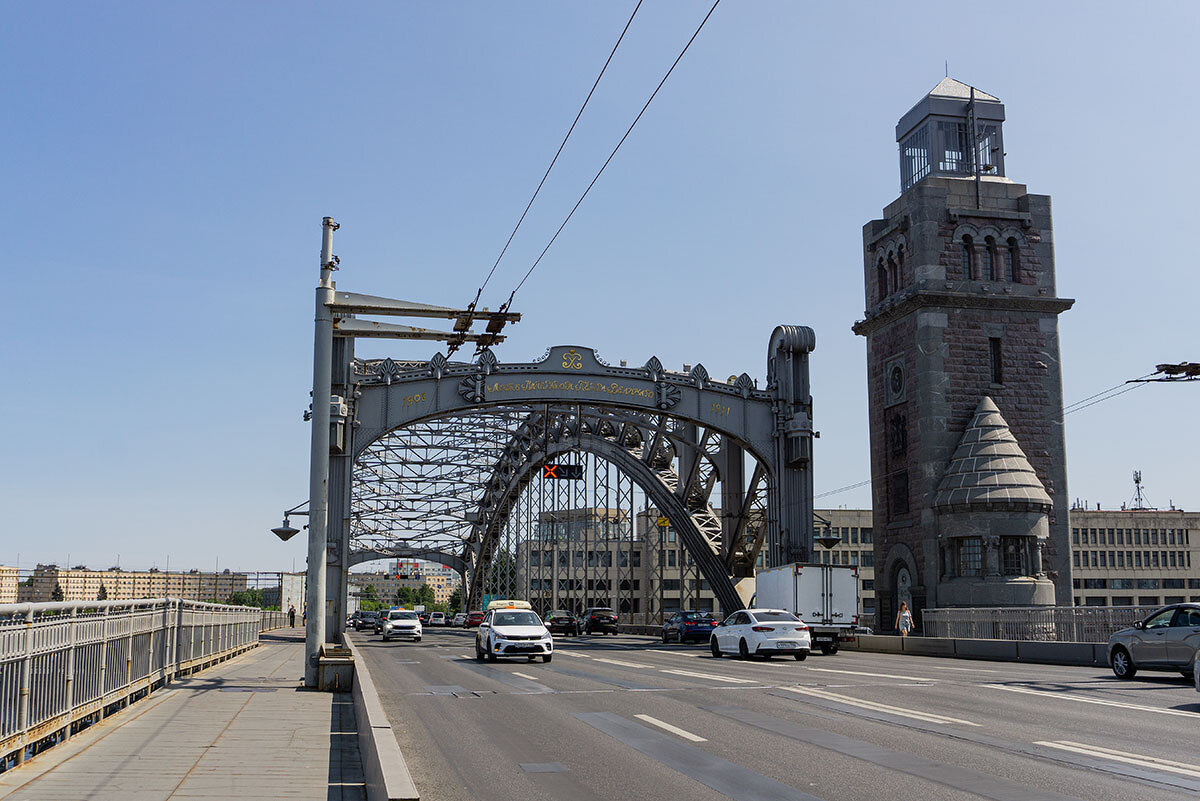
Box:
326;290;521;345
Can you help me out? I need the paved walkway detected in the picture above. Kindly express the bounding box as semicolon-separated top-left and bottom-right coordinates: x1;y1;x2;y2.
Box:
0;629;366;801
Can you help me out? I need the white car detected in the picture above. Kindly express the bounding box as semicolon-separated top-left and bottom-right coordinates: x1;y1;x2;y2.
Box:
429;612;446;627
710;608;811;661
381;610;422;642
475;608;554;663
451;612;467;627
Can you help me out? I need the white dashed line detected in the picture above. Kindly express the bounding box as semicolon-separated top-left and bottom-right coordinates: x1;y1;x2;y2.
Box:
557;651;590;658
987;684;1200;718
658;668;758;684
782;686;979;726
1036;740;1200;779
511;672;539;681
806;667;935;682
591;657;654;669
634;714;708;742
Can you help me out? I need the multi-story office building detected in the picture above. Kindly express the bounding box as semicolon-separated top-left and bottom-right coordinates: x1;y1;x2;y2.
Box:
351;560;461;607
1068;506;1200;607
19;564;248;603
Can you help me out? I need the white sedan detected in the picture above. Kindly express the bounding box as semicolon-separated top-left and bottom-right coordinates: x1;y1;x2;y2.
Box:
381;610;422;642
710;608;811;660
475;608;554;663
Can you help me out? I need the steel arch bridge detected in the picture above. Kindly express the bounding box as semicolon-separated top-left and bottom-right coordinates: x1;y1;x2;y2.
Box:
326;328;816;630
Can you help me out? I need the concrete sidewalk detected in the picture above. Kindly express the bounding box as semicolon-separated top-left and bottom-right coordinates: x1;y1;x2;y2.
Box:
0;628;366;801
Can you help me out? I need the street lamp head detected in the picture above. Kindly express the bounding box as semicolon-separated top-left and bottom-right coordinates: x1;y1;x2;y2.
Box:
272;518;300;542
814;534;842;550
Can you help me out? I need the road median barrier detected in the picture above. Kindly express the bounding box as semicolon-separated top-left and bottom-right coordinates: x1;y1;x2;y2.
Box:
343;635;420;801
848;634;1108;667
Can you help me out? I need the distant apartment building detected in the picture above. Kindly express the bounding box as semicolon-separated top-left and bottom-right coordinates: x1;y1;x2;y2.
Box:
351;559;461;607
21;565;248;603
1068;506;1200;607
0;566;17;604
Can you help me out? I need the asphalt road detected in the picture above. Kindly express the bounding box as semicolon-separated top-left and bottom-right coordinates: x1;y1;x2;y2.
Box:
350;628;1200;801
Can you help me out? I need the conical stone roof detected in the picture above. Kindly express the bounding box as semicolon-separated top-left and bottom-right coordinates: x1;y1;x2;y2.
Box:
933;397;1052;512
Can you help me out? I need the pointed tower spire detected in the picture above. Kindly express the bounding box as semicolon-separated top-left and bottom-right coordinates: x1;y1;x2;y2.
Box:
934;397;1051;511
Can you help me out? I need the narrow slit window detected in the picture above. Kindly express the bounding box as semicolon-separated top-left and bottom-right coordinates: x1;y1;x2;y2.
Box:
989;337;1003;384
961;235;975;280
985;236;998;280
1006;237;1020;282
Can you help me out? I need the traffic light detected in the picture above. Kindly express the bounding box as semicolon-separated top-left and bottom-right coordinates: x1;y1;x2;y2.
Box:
542;463;584;480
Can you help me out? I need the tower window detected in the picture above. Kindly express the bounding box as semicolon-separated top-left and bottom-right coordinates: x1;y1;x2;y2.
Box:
961;235;975;279
1002;537;1024;576
958;538;982;577
889;470;910;515
887;254;898;294
989;337;1003;384
877;258;887;301
900;125;931;191
1006;237;1020;282
985;236;999;280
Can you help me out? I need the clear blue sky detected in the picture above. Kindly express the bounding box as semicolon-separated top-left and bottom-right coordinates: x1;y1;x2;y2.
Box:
2;1;1196;573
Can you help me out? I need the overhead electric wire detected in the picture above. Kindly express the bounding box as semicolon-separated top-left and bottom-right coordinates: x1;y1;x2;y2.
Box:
814;374;1155;501
501;0;722;308
468;0;644;312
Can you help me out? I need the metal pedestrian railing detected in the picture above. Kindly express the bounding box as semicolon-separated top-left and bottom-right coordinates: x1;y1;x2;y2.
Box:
260;609;289;631
0;598;265;770
922;605;1159;642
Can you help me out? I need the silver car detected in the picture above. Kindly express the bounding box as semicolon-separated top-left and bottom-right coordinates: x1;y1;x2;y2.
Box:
1108;603;1200;680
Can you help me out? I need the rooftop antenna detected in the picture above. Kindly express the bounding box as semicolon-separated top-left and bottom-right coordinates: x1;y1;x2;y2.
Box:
1130;470;1155;510
945;60;949;77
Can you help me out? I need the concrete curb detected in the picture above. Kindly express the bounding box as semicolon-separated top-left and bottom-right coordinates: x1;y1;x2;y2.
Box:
343;635;420;801
842;634;1110;667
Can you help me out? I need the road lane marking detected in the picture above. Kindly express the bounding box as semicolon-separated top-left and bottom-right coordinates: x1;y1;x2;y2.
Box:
634;714;708;742
1036;741;1200;779
807;667;935;682
557;651;590;658
781;686;979;726
511;671;539;681
591;657;654;669
987;684;1200;718
659;668;757;684
927;665;997;673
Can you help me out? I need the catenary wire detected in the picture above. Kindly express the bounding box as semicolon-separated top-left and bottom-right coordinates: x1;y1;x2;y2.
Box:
501;0;722;308
467;1;644;312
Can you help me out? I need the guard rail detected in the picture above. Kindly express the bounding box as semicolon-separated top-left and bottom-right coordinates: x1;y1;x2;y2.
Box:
922;605;1160;642
0;598;263;770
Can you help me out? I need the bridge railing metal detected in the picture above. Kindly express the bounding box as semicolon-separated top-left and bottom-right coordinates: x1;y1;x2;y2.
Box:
922;605;1159;643
260;609;289;631
0;598;263;770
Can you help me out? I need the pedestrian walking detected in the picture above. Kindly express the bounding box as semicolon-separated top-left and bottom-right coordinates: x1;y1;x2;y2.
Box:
288;604;296;627
895;601;913;637
302;606;307;625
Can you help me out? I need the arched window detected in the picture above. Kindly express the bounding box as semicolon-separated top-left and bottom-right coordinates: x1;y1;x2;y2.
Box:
887;254;898;294
961;235;975;280
1006;237;1020;282
877;258;888;301
984;236;999;280
897;245;905;283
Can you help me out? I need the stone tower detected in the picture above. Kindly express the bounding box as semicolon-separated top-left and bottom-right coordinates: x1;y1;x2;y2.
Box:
852;79;1074;627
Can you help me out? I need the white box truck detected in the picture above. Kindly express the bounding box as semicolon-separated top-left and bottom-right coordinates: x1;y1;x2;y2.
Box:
755;563;859;654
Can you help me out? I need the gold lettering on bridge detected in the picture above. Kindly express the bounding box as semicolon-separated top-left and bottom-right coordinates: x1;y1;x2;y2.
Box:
487;379;654;400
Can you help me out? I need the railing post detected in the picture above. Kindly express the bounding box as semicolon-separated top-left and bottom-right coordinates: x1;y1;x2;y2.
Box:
124;606;134;701
97;607;109;706
63;607;77;742
16;608;34;764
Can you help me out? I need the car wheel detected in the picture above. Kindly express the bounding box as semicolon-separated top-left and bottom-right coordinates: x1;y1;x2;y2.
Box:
794;651;808;661
1111;646;1136;679
486;642;497;663
739;638;752;660
542;654;553;663
610;631;617;636
820;644;838;656
413;637;421;642
475;642;485;662
710;637;721;658
528;655;536;662
662;631;669;643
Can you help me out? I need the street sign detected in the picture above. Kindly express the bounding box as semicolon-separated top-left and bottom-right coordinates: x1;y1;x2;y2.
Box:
542;463;584;480
656;517;670;527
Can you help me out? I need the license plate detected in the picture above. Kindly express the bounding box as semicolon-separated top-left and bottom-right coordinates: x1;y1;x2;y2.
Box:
814;636;833;643
775;642;795;649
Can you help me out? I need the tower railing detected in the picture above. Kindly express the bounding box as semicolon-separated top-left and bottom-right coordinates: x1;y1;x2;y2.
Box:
922;605;1161;642
0;598;269;771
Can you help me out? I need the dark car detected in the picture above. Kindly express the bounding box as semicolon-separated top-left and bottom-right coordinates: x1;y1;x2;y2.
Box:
356;610;380;631
662;611;718;643
466;610;485;627
580;607;619;635
419;613;430;625
544;610;580;636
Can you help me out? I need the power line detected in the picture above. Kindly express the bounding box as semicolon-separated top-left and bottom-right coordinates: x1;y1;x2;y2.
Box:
814;375;1153;501
468;1;644;313
502;0;722;307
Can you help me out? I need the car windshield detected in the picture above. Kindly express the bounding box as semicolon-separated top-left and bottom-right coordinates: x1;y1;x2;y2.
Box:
493;611;542;627
752;611;800;622
590;609;615;616
389;611;417;620
549;610;572;617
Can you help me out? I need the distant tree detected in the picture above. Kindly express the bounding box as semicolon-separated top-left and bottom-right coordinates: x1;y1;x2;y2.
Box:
447;588;463;612
362;584;378;602
224;589;267;608
97;584;108;601
51;583;64;602
417;584;436;608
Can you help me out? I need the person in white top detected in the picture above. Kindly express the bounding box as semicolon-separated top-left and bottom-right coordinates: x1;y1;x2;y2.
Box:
895;601;913;637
